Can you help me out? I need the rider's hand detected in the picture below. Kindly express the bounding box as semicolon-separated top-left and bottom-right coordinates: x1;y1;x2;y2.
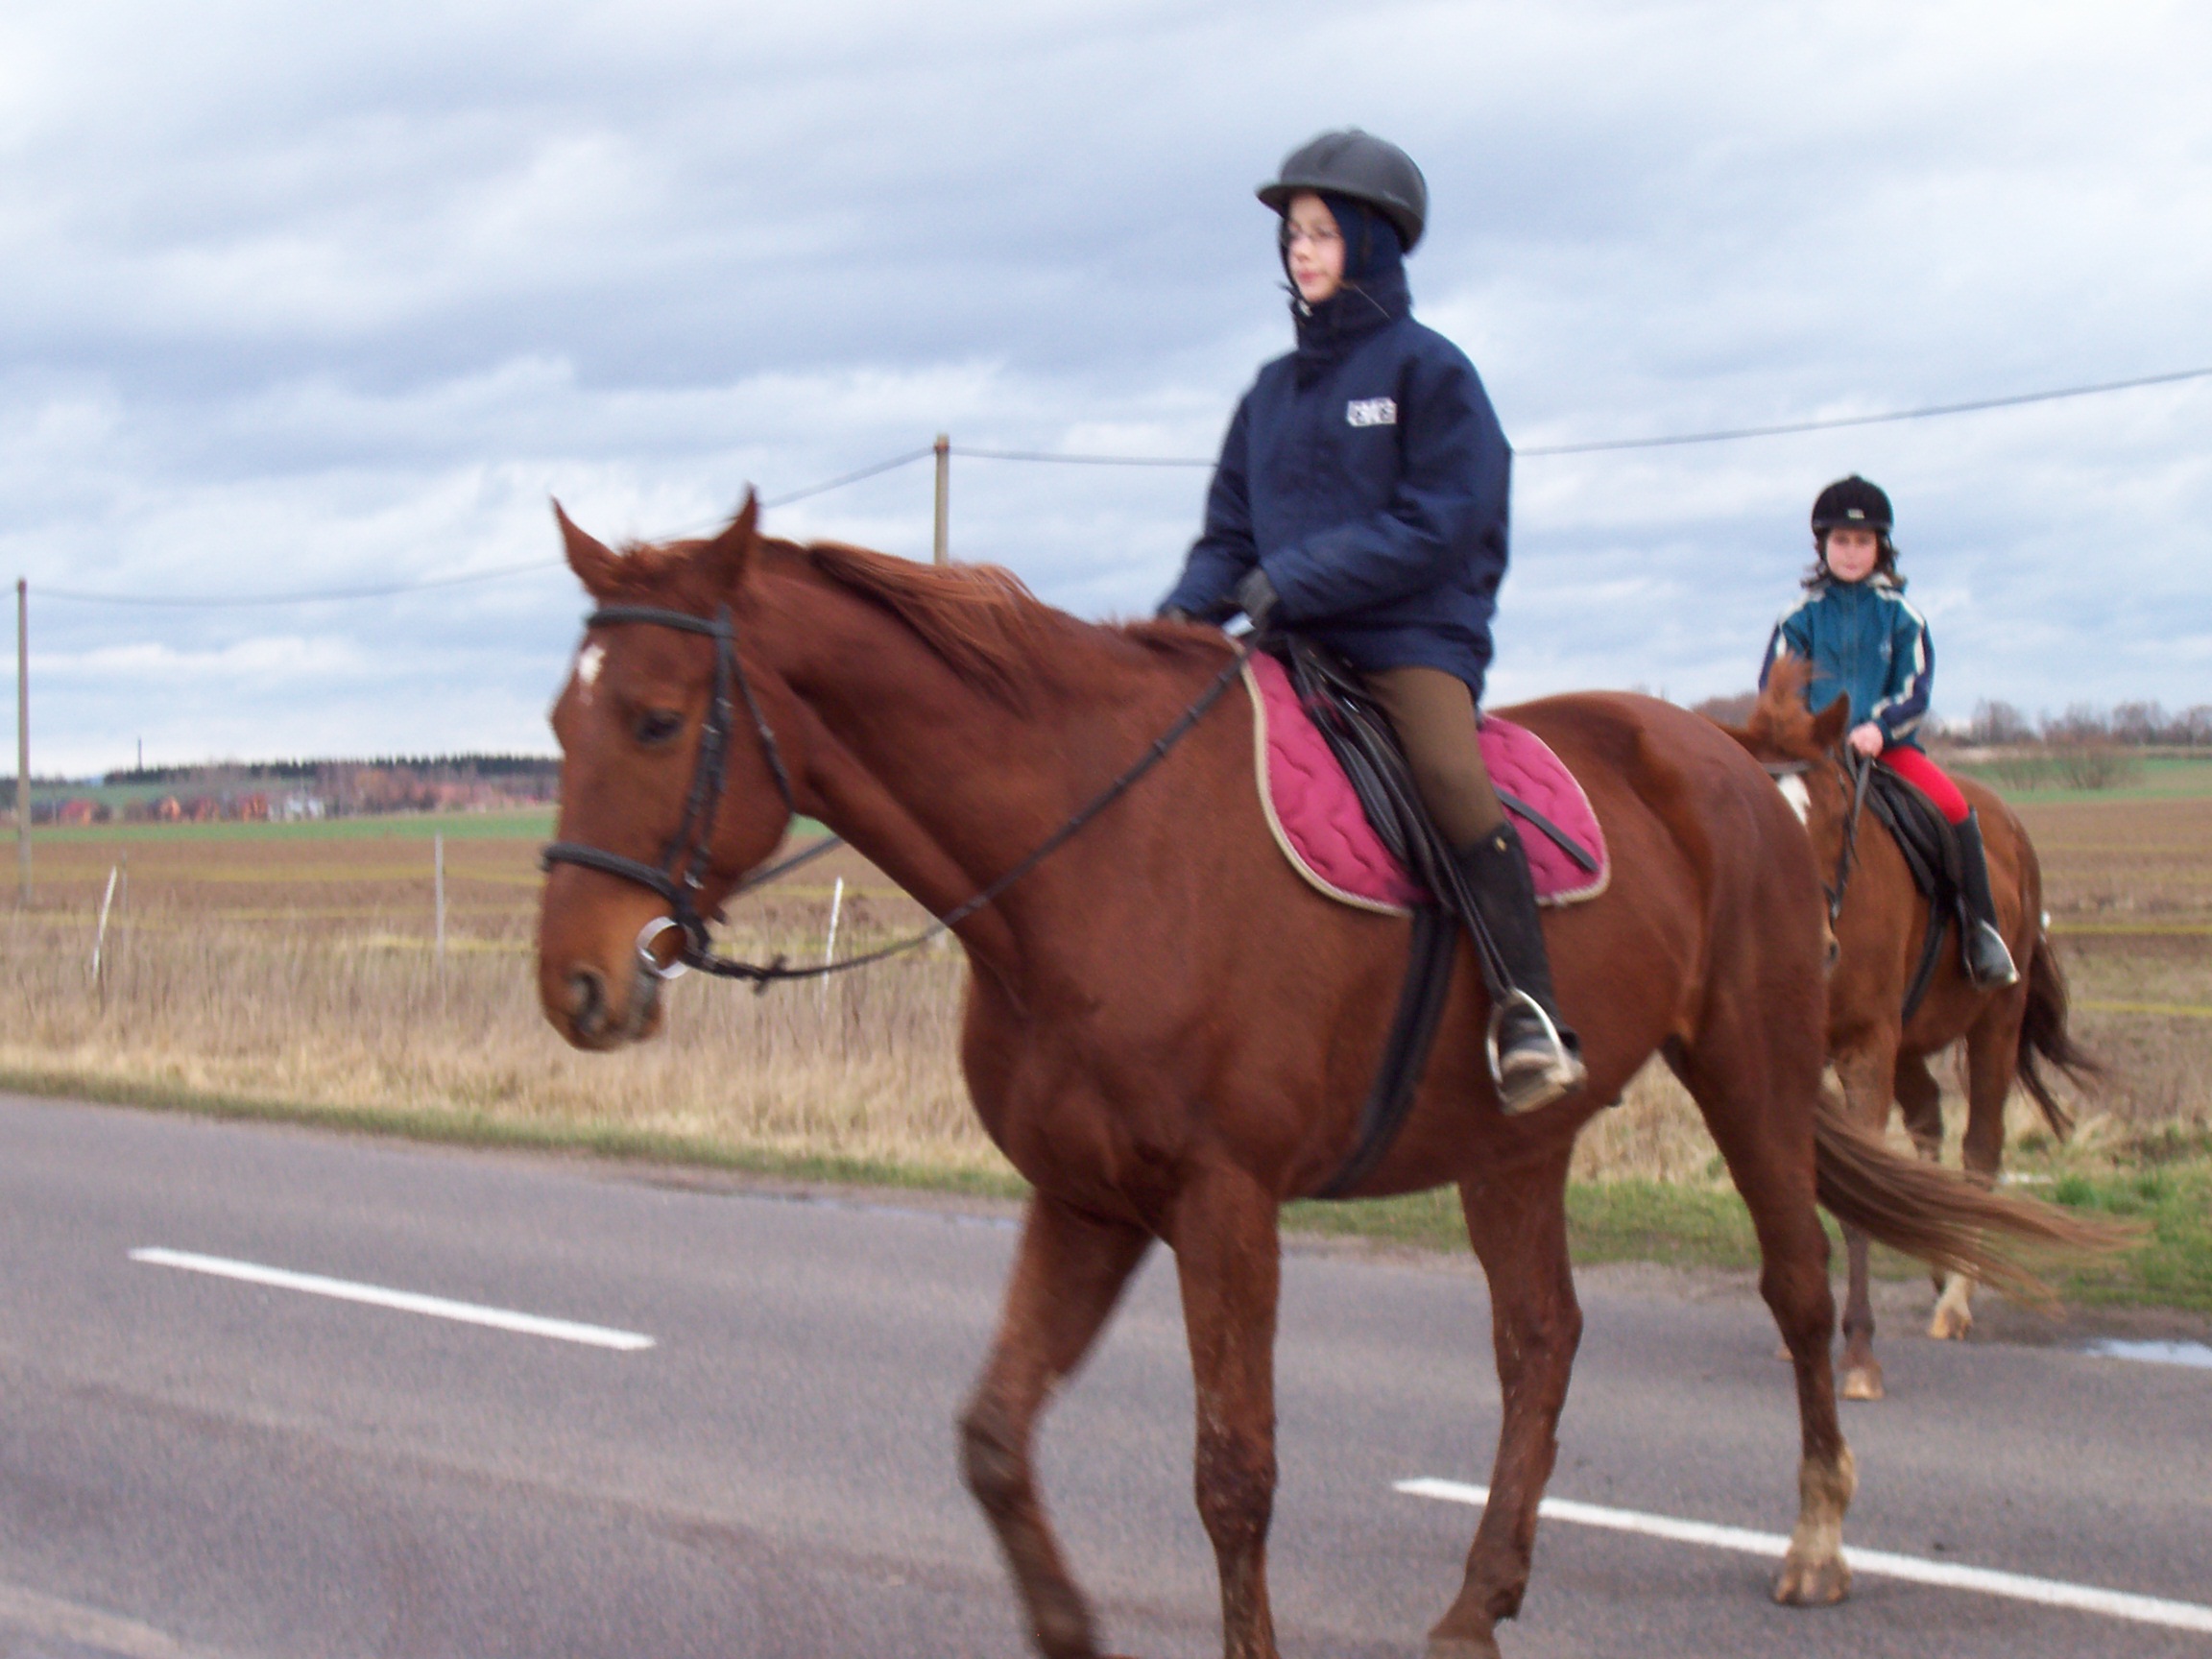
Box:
1234;566;1280;631
1848;722;1886;758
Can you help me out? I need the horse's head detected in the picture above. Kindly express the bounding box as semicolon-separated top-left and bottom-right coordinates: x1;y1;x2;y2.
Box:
537;493;802;1049
1715;655;1854;835
1731;657;1851;767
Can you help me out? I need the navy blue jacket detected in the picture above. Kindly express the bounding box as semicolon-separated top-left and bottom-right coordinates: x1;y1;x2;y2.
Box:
1160;266;1512;698
1760;574;1934;750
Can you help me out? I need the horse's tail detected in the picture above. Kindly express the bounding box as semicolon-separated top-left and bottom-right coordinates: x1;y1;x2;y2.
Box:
2014;928;2101;1142
1812;1088;2129;1306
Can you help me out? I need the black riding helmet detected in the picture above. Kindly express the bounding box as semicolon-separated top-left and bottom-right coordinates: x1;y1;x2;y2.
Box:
1811;474;1893;535
1257;129;1429;252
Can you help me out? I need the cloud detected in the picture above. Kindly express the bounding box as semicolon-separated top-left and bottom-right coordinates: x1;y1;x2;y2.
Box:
3;0;2210;771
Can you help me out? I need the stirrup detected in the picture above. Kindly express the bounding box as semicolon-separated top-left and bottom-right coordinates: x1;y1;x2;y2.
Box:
1965;923;2020;990
1486;990;1587;1117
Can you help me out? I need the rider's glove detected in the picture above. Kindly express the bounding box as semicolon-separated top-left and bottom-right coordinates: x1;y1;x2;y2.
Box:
1235;566;1280;632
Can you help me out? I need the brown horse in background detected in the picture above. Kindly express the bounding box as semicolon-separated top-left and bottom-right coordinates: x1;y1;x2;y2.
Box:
535;498;2106;1659
1723;660;2101;1400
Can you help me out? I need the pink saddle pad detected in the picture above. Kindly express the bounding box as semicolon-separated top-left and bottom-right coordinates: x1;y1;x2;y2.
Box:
1245;652;1609;913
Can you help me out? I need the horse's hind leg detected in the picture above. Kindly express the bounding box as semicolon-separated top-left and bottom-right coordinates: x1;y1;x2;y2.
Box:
1424;1148;1580;1659
1832;1036;1899;1401
1169;1161;1286;1659
1931;995;2029;1340
1671;1032;1855;1607
962;1193;1152;1659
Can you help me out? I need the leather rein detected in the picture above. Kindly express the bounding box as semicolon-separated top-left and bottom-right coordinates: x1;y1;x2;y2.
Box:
541;603;1251;991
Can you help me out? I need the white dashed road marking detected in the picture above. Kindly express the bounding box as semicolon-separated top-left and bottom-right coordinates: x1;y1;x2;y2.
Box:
1396;1478;2212;1634
131;1248;655;1351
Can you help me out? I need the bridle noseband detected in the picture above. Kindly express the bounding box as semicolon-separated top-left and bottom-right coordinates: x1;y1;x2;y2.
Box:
541;603;795;981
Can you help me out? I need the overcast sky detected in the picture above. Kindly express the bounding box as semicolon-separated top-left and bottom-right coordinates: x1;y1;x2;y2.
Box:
4;0;2208;774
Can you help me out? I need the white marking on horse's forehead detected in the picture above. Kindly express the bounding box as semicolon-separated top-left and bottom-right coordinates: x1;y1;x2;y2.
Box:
1775;773;1812;826
566;641;606;709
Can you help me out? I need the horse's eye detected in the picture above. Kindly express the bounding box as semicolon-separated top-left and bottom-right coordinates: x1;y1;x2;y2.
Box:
635;709;684;746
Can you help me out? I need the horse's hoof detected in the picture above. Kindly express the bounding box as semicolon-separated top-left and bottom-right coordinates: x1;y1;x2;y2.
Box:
1927;1305;1972;1341
1929;1275;1975;1340
1425;1635;1503;1659
1840;1362;1885;1402
1773;1552;1852;1606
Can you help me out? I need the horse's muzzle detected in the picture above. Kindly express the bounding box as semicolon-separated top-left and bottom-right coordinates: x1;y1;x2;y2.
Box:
558;956;665;1050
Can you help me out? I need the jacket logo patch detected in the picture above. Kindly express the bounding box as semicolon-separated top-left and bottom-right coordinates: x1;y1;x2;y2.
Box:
1346;397;1397;427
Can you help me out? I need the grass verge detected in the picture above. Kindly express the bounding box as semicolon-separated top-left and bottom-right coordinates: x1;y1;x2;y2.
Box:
8;1060;2204;1312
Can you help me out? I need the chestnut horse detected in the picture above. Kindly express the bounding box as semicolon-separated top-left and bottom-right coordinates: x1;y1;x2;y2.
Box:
1724;661;2099;1400
536;498;2101;1659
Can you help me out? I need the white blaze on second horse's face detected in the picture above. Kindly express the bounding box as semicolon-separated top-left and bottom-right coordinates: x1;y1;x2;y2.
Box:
1775;773;1812;826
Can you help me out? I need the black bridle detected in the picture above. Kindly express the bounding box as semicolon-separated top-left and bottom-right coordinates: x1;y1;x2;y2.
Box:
541;604;797;982
541;602;1252;990
1764;747;1871;925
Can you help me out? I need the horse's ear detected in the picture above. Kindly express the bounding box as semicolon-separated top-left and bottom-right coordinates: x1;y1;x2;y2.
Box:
699;489;759;595
553;500;621;599
1811;691;1853;752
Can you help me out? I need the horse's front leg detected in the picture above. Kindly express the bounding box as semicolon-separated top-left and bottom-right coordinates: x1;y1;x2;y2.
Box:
1170;1160;1285;1659
1832;1035;1899;1400
962;1192;1153;1659
1424;1149;1580;1659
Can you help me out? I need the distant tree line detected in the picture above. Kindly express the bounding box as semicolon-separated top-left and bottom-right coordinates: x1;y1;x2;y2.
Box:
1689;693;2212;749
1963;701;2212;748
105;753;561;786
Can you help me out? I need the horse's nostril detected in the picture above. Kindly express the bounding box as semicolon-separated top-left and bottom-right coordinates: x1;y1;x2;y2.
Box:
568;968;608;1033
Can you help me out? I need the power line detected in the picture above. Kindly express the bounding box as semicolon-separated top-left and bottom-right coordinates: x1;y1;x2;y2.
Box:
762;445;935;505
957;364;2212;466
26;362;2208;607
956;446;1211;469
1516;364;2212;456
35;448;940;608
39;558;559;608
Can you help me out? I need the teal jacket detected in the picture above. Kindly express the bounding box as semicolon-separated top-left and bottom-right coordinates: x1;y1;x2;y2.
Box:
1759;575;1934;750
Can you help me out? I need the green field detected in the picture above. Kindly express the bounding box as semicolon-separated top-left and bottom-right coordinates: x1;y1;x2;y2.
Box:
1949;753;2212;805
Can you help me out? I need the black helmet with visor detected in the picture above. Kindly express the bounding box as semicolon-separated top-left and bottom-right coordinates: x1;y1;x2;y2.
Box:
1810;474;1893;535
1257;129;1429;252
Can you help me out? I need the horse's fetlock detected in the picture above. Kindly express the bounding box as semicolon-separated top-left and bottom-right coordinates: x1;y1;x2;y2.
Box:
959;1398;1027;1510
1193;1428;1276;1548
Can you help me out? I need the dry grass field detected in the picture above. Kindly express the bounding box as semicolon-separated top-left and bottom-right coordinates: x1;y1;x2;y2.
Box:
3;777;2205;1302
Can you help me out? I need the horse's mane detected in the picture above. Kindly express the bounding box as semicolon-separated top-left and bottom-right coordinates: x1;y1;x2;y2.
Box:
1741;656;1825;760
593;525;1230;710
800;540;1232;711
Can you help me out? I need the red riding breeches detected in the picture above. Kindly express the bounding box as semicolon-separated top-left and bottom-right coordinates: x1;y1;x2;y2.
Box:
1880;745;1969;825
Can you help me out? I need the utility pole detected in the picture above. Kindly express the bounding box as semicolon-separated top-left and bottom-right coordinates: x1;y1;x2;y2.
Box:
16;578;29;903
932;433;950;565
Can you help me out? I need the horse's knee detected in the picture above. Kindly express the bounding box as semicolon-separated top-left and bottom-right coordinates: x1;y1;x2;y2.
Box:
959;1392;1027;1515
1193;1424;1276;1551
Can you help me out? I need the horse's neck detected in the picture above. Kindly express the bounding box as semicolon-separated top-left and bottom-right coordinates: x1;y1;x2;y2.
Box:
768;578;1188;974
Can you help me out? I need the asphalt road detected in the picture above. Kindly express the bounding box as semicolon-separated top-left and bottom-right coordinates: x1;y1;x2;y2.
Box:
1;1094;2204;1658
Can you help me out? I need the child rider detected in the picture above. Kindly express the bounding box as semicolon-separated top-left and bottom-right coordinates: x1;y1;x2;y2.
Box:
1157;129;1585;1115
1761;474;2019;988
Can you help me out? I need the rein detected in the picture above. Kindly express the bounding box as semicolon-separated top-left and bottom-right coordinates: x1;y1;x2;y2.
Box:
542;602;1252;991
1824;749;1872;924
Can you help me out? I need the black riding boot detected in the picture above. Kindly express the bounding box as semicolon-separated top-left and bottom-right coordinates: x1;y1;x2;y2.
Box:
1454;822;1587;1115
1954;809;2019;989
